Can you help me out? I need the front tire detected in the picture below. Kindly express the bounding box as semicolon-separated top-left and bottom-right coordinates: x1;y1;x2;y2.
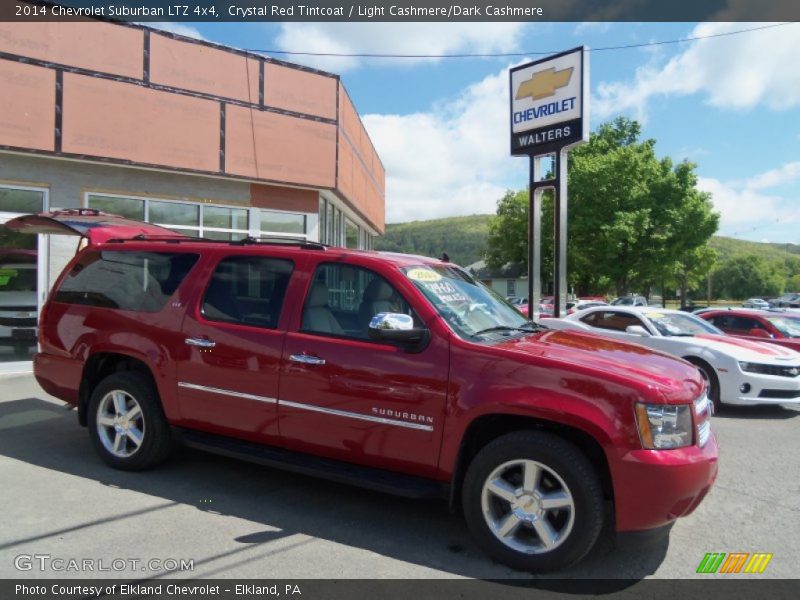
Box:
462;431;603;572
88;372;172;471
687;358;721;412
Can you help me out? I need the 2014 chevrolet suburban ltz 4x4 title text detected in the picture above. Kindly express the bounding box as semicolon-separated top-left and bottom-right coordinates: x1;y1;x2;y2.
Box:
9;210;718;572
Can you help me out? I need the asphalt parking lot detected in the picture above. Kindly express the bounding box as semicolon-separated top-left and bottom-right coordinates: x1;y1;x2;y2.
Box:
1;373;798;581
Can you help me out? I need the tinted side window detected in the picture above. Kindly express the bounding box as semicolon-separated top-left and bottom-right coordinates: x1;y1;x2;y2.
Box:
706;316;722;329
302;263;413;339
55;251;198;312
731;316;763;331
201;256;293;329
581;310;645;332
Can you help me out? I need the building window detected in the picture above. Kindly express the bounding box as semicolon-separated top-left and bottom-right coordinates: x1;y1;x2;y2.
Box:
150;200;200;228
204;205;249;240
345;219;359;249
326;201;334;244
507;280;516;297
0;188;47;214
87;194;145;221
86;193;304;242
319;198;327;242
0;184;47;365
318;197;374;250
260;209;306;236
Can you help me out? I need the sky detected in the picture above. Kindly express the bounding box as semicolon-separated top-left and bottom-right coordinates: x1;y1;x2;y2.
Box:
154;21;800;245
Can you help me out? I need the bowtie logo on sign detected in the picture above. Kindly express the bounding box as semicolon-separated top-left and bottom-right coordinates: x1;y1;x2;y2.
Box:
515;67;574;101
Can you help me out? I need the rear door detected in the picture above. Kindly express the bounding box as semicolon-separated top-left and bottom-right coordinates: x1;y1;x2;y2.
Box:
174;251;298;445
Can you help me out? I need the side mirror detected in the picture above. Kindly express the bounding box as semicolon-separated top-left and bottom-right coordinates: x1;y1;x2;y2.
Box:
625;325;651;337
368;313;429;350
748;328;772;339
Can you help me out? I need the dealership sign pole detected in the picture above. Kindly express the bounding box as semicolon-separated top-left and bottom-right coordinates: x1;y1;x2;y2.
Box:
510;47;589;319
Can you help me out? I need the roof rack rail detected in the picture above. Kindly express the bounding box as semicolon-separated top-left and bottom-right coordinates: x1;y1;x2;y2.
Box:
107;235;235;245
106;234;328;250
237;236;328;250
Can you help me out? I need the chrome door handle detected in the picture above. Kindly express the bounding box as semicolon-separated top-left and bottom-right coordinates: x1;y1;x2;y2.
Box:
289;354;326;366
185;337;216;348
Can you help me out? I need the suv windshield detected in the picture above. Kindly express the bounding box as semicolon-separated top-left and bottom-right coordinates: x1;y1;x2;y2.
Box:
646;311;721;336
402;265;531;338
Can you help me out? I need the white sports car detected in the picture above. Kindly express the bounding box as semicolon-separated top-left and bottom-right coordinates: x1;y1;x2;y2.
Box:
541;306;800;409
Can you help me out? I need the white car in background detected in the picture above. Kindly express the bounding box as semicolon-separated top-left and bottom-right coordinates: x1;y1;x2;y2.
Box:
541;306;800;410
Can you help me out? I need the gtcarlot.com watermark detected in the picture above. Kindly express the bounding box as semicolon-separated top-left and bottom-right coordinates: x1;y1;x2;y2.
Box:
14;553;194;573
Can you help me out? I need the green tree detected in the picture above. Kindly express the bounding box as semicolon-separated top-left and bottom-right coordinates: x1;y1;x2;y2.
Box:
713;255;785;299
486;189;554;275
486;117;719;298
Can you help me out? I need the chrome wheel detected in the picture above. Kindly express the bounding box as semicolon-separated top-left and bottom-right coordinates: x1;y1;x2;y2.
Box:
96;390;145;458
480;459;575;555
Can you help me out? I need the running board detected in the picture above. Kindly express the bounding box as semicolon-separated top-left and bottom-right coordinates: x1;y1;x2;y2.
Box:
175;428;448;500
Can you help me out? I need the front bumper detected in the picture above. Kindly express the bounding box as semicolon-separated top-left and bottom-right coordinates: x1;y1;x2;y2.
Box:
722;370;800;405
612;432;719;532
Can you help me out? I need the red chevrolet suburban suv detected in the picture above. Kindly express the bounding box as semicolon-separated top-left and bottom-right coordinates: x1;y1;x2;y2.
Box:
10;211;718;573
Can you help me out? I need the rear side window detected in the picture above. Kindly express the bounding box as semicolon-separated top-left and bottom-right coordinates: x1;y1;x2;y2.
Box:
581;310;646;332
201;256;293;329
55;251;199;312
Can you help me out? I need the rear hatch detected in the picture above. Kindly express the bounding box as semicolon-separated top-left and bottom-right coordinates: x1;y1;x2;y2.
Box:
5;209;186;245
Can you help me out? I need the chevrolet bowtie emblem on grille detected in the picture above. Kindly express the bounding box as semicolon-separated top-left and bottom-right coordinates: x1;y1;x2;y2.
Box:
516;67;574;101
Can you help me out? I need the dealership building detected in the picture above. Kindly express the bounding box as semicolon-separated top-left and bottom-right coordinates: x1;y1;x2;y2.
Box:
0;20;385;370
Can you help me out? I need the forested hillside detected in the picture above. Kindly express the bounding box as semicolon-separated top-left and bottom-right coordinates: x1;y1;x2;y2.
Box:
376;216;800;297
376;215;490;266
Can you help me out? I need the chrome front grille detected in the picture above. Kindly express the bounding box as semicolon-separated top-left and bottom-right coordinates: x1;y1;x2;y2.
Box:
694;392;712;448
697;420;711;448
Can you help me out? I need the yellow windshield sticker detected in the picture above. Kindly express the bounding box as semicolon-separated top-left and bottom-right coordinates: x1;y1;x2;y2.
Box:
407;268;441;282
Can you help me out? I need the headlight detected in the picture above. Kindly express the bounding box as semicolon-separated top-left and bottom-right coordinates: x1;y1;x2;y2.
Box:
739;362;800;378
635;403;693;449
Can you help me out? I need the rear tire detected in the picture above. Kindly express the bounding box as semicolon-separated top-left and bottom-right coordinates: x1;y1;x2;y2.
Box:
88;372;172;471
462;431;604;572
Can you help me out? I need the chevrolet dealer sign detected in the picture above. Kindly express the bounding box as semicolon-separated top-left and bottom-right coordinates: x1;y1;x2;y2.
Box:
510;47;589;155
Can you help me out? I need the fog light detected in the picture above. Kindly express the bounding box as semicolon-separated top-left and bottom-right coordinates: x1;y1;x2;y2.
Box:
740;383;751;393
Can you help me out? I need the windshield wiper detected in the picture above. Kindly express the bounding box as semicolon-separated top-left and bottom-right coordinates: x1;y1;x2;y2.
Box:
472;323;542;337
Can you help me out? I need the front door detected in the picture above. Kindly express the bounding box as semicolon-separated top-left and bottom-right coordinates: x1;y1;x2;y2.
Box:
175;254;295;445
278;262;449;478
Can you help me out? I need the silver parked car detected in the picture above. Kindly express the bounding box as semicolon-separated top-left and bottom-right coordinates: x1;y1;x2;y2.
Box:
743;298;770;309
611;294;647;307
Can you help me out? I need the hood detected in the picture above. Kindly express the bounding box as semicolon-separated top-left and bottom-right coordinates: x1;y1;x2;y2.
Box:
693;334;800;364
492;329;703;403
770;338;800;352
